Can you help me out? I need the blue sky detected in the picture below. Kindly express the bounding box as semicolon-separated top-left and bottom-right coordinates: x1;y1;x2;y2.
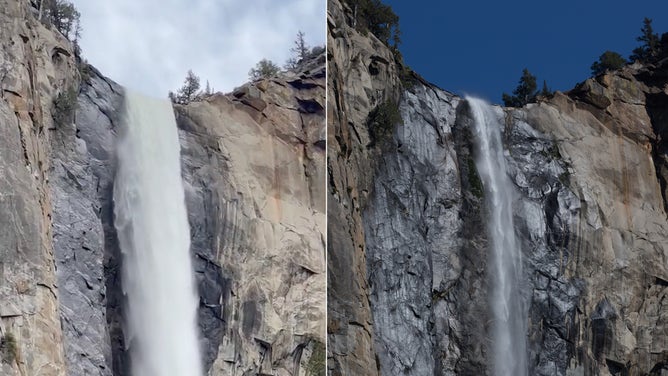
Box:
72;0;325;97
384;0;668;105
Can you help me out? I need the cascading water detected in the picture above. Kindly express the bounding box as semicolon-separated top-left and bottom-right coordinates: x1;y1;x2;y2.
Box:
113;91;203;376
467;97;527;376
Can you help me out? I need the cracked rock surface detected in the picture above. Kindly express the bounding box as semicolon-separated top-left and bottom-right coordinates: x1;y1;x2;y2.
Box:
328;0;668;374
0;0;325;374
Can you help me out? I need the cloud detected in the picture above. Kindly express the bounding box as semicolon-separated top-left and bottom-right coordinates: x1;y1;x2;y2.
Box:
71;0;325;97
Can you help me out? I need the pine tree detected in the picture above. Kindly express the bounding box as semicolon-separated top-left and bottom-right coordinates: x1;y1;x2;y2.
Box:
630;17;660;63
169;70;201;104
41;0;81;42
539;80;553;98
344;0;400;46
249;59;280;80
590;51;626;75
292;31;309;61
285;31;309;70
502;68;537;107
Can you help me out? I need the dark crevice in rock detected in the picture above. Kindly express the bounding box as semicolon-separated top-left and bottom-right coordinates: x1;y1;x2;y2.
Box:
449;99;490;374
296;98;324;115
175;116;227;370
605;358;629;375
655;276;668;286
643;90;668;215
591;298;617;360
633;60;668;215
100;93;127;375
650;361;668;375
313;139;326;150
287;79;320;90
101;188;128;376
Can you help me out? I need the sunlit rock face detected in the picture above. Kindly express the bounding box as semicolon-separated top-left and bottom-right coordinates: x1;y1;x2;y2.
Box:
0;0;325;373
176;53;326;376
328;0;668;373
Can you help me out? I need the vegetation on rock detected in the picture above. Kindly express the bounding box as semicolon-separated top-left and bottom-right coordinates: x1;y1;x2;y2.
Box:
591;51;626;75
502;68;539;107
367;98;402;149
630;17;662;63
343;0;400;46
285;30;310;70
500;18;668;104
1;333;18;364
399;65;419;91
168;70;213;104
52;85;78;126
39;0;81;43
285;31;325;70
305;340;325;376
172;31;324;102
539;80;553;98
466;155;484;198
249;59;281;80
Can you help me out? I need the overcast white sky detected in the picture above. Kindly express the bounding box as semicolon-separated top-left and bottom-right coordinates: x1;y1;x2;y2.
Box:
71;0;325;98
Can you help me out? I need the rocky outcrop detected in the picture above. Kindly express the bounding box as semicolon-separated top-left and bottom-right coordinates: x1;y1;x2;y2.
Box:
516;65;668;374
327;0;668;374
50;65;123;375
177;54;326;375
0;0;78;373
327;0;400;374
0;0;325;374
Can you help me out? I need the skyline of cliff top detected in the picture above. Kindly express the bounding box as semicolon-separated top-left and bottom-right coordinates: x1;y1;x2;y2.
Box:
385;0;668;104
71;0;325;98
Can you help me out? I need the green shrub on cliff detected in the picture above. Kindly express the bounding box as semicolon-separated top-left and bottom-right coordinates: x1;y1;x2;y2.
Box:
343;0;400;46
591;51;626;75
52;85;78;126
39;0;81;43
249;59;280;80
1;333;18;364
466;156;484;198
305;340;325;376
367;98;402;148
399;65;419;91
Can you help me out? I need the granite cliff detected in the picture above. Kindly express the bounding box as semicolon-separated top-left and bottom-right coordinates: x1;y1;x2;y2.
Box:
0;0;325;374
327;0;668;375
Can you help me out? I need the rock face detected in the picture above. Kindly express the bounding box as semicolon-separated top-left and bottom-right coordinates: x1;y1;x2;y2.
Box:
327;0;400;374
177;55;326;376
0;0;325;374
327;0;668;374
0;0;77;374
50;65;123;375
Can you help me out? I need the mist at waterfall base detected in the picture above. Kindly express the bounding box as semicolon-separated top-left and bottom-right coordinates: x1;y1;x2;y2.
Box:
113;91;203;375
467;97;528;376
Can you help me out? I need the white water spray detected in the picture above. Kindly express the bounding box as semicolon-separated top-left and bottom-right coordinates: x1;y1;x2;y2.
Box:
467;97;527;376
114;91;203;376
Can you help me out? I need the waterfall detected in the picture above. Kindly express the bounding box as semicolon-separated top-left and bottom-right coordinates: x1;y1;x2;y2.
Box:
467;97;527;376
113;91;203;376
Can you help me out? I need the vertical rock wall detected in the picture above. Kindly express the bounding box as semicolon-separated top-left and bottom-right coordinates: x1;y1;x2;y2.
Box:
0;0;77;373
326;0;400;374
174;56;327;376
327;0;668;373
1;1;326;374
